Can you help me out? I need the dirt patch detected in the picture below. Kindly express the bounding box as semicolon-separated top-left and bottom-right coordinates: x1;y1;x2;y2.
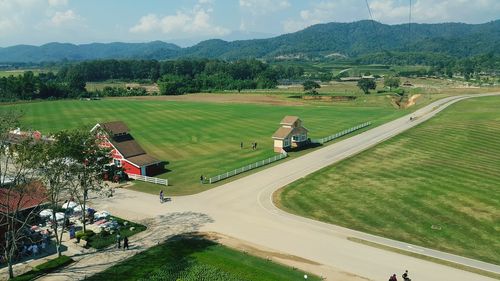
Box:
111;93;304;106
403;94;422;108
202;232;371;281
302;95;357;102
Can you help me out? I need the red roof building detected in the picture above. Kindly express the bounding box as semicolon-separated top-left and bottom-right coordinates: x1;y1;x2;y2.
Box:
91;121;163;176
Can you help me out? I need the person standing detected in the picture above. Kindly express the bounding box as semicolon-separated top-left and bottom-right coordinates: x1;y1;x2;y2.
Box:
254;142;258;149
159;190;164;203
389;273;398;281
200;175;204;184
240;142;243;149
123;236;129;250
116;233;121;249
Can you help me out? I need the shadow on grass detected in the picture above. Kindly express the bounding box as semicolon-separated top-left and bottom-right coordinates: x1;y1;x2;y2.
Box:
85;233;216;281
47;212;214;280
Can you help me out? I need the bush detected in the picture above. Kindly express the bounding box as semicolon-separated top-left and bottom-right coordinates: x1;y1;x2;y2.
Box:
76;230;95;241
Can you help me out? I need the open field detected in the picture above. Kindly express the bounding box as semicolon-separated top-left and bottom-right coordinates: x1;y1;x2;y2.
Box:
277;95;500;264
86;234;320;281
0;69;49;78
2;94;416;195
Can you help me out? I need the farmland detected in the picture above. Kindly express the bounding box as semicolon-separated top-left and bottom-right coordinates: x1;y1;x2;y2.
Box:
85;235;321;281
277;95;500;264
1;94;416;195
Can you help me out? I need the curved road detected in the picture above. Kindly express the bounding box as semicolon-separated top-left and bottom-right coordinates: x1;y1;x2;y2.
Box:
94;93;500;281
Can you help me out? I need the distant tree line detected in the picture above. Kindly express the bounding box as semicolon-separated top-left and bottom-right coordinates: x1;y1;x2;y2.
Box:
58;59;303;95
0;59;305;101
356;52;499;79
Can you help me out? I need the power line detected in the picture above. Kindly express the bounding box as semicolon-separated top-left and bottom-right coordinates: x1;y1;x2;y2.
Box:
364;0;383;53
407;0;412;64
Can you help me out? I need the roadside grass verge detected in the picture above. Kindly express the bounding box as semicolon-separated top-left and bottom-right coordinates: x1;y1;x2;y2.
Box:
277;96;500;264
347;237;500;280
11;255;73;281
85;234;321;281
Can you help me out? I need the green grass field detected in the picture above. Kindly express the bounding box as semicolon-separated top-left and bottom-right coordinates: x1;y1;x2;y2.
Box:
2;97;412;195
277;96;500;264
85;235;320;281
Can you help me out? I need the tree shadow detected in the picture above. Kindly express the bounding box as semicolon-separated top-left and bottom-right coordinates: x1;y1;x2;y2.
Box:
40;212;214;280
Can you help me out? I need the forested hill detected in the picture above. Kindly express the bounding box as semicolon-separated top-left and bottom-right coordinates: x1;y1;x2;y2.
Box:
1;20;499;63
0;41;180;63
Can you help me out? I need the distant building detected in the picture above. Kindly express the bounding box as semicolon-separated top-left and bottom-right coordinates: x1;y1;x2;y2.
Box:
91;121;163;176
272;116;309;153
403;81;414;87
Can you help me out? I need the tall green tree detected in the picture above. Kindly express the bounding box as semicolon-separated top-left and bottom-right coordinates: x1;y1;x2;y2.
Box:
61;129;111;232
384;76;400;90
357;78;376;94
302;80;320;95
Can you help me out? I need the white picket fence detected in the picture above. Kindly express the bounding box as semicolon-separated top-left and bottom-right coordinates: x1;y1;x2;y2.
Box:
313;121;372;144
128;174;168;186
208;152;288;184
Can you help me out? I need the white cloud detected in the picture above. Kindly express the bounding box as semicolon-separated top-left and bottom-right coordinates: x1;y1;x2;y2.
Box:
48;0;68;6
239;0;290;15
130;5;229;37
50;9;80;26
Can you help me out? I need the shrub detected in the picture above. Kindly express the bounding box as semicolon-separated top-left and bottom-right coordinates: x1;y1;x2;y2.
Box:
76;230;95;241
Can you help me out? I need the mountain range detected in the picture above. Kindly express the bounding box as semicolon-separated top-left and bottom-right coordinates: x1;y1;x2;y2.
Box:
0;20;498;63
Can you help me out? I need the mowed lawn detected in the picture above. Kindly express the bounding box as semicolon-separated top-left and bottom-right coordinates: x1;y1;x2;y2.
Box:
4;97;405;195
278;96;500;264
86;235;321;281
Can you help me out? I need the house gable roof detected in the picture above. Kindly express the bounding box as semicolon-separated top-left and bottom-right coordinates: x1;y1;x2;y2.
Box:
272;127;293;139
280;116;300;126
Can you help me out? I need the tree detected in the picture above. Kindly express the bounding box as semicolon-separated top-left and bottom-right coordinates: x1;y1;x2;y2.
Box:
61;129;111;232
357;78;376;94
384;76;400;91
35;135;74;258
0;110;44;279
302;80;320;95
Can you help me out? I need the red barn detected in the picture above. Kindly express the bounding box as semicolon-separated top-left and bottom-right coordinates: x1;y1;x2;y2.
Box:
91;121;163;177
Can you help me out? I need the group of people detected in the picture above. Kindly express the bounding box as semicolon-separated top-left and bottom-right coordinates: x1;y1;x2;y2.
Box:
240;142;258;150
115;233;129;250
19;235;50;259
389;270;411;281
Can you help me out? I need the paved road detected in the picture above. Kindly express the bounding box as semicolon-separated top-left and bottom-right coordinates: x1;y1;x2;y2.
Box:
93;93;500;281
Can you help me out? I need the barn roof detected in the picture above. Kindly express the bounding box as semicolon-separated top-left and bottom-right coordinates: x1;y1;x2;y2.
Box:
110;134;146;158
280;116;300;126
127;154;160;167
101;121;129;135
0;182;47;213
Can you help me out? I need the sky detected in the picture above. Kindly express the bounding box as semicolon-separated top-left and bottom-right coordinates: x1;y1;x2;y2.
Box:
0;0;499;47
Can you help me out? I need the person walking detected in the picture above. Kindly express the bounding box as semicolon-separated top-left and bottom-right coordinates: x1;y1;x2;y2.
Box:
159;190;164;203
254;142;258;149
389;273;398;281
116;233;121;249
123;236;129;250
402;270;410;281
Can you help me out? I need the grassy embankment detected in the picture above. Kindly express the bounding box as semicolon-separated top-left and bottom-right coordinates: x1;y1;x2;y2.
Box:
85;235;321;281
277;95;500;264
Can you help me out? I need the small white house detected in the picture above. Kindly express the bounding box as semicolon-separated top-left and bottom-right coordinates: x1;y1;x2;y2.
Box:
272;116;309;153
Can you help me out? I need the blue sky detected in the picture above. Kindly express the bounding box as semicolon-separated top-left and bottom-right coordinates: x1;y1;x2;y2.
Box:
0;0;499;47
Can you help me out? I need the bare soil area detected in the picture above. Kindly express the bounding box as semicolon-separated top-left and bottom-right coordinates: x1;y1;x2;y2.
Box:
112;93;305;106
